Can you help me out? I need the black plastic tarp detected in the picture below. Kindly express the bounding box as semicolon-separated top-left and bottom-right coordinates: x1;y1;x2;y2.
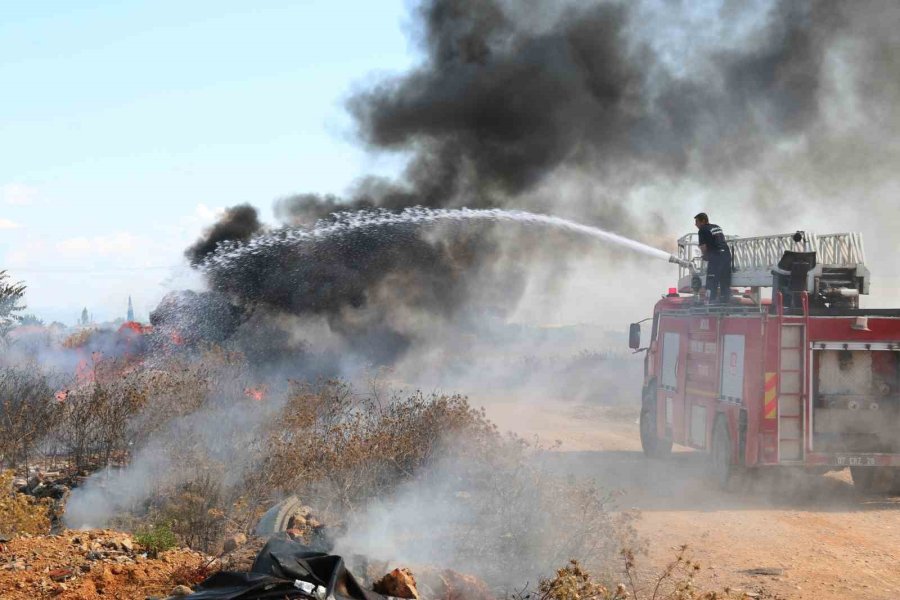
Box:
185;536;386;600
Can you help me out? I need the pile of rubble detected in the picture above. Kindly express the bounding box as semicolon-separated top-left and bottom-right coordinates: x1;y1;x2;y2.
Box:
0;529;209;599
10;469;77;531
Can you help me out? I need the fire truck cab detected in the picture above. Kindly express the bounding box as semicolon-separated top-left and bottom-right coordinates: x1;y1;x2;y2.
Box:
630;231;900;491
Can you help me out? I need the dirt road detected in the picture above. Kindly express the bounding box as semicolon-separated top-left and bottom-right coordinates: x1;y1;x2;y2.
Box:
484;399;900;600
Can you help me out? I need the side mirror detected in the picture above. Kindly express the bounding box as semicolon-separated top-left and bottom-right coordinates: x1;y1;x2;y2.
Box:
628;323;641;350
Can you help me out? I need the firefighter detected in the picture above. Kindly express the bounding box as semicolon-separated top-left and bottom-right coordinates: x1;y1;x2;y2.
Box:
694;212;732;303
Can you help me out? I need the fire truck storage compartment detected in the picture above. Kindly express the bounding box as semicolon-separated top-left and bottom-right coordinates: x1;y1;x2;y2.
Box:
812;347;900;453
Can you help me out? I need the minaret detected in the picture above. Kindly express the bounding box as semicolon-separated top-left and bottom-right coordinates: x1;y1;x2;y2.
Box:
127;296;135;322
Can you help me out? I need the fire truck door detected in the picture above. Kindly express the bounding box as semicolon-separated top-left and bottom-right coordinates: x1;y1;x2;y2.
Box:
661;332;680;391
660;331;682;440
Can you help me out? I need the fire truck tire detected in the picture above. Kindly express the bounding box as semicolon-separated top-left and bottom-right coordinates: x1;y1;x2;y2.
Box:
710;417;733;489
640;385;672;459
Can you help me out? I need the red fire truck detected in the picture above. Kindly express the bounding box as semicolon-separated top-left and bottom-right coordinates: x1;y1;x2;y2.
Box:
629;231;900;491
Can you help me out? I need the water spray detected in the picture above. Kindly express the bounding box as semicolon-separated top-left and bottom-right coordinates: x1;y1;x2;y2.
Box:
204;207;688;270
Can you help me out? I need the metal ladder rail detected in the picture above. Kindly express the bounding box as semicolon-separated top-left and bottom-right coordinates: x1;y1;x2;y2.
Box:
676;231;867;290
778;324;805;462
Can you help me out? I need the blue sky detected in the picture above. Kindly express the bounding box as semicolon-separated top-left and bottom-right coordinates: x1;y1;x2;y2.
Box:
1;0;413;323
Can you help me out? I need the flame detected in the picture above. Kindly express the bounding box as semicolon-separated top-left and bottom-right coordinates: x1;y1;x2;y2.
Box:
244;386;267;401
54;389;69;402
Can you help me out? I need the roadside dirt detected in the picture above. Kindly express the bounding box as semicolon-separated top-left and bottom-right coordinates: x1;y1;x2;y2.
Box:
0;529;209;600
485;399;900;600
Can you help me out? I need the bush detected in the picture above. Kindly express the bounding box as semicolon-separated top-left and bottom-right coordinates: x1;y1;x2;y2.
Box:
257;380;499;513
161;472;228;553
134;521;179;557
0;470;51;536
535;560;618;600
0;366;62;475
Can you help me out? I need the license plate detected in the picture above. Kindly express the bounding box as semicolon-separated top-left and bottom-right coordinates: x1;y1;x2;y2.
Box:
834;455;876;467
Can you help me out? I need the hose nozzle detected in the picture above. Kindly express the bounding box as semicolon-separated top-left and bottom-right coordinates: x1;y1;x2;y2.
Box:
668;254;691;268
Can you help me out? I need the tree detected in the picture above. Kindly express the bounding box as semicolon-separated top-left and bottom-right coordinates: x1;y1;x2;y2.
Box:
18;314;44;327
0;270;27;341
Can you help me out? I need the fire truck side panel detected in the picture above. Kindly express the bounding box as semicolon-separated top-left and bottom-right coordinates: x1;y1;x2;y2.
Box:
655;315;690;444
718;315;765;467
804;316;900;467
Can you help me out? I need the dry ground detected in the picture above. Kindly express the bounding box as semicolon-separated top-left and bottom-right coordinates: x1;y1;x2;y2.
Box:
0;529;208;599
485;399;900;600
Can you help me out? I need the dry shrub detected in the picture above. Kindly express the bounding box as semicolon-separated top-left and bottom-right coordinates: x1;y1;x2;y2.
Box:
56;347;239;472
533;560;619;600
161;472;228;553
0;470;51;536
61;329;94;349
0;365;62;475
520;549;746;600
258;380;498;513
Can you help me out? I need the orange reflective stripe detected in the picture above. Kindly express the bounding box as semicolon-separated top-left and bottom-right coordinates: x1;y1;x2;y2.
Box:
764;372;777;419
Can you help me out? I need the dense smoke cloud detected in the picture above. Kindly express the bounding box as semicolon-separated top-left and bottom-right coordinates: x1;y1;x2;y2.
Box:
180;0;900;364
185;204;262;266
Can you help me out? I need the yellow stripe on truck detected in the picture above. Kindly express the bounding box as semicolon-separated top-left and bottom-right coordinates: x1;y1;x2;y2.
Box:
764;372;777;419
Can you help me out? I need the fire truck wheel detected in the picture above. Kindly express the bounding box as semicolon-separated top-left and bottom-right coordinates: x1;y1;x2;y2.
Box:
640;389;672;459
710;417;733;489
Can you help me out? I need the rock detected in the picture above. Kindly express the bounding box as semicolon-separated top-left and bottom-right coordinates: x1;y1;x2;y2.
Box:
120;537;134;552
223;533;247;553
287;514;307;529
48;568;74;582
374;568;419;599
170;584;193;596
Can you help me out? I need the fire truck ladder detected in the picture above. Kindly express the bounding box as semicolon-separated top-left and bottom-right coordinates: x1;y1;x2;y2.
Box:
674;232;869;296
778;324;805;462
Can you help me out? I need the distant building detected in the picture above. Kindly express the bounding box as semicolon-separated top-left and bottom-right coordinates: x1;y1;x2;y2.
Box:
80;307;89;326
127;296;135;322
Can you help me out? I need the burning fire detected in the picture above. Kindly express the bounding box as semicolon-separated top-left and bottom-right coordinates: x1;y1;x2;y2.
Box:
244;386;267;401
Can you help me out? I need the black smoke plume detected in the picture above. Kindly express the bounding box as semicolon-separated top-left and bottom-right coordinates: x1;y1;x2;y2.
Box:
178;0;900;365
185;204;262;266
